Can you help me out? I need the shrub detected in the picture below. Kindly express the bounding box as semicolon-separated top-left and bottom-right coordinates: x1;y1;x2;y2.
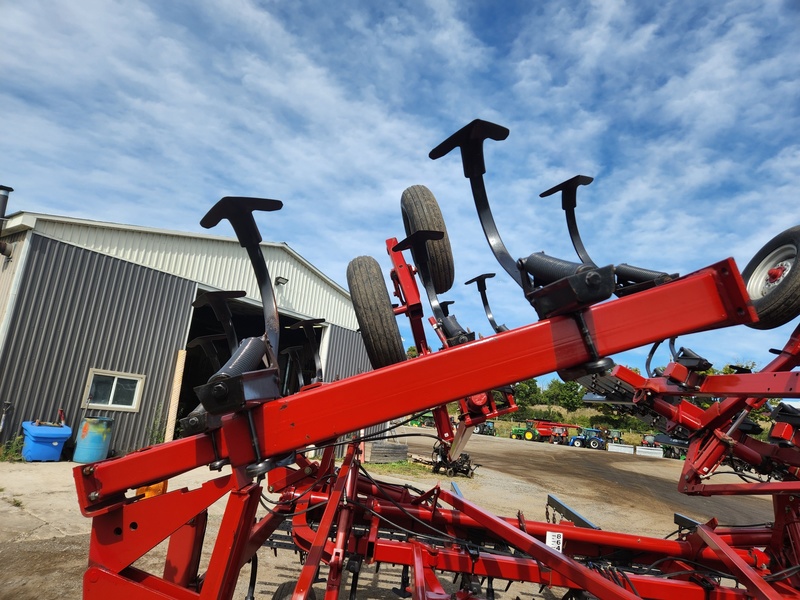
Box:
0;436;24;462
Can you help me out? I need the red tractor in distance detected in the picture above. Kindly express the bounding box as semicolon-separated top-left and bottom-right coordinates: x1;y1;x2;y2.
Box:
533;419;580;444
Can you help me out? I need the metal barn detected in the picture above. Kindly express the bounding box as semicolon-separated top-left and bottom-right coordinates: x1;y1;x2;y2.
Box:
0;211;372;455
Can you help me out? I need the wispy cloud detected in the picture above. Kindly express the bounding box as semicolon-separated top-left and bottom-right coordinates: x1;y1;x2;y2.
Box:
1;0;798;376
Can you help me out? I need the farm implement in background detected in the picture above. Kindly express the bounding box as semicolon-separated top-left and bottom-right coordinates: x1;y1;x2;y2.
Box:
74;119;800;599
510;419;581;443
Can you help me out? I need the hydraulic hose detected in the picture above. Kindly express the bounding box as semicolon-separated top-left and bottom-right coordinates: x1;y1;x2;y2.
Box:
615;263;670;284
209;336;268;382
520;251;592;286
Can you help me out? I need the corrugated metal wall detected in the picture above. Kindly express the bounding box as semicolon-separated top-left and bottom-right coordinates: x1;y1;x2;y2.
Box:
0;234;196;452
33;218;358;330
324;324;372;381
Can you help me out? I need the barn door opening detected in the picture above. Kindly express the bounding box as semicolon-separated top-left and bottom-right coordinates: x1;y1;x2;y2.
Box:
174;291;323;438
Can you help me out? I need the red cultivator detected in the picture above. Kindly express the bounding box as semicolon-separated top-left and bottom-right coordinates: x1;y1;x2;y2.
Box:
74;120;800;599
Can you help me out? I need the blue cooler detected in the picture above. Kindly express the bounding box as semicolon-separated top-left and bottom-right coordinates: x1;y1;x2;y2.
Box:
21;421;72;462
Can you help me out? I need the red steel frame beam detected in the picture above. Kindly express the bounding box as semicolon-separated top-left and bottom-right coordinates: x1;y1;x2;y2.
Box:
257;259;754;456
609;322;800;498
75;259;752;511
695;523;788;600
369;539;754;600
74;259;776;599
283;470;775;598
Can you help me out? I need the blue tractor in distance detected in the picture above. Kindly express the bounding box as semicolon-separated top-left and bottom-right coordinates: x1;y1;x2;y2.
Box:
569;428;606;450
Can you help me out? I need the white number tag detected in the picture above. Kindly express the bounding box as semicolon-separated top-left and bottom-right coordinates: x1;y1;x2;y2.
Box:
546;531;563;553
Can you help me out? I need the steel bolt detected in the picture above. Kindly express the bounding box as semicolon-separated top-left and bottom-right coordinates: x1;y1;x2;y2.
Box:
82;465;95;476
88;491;100;502
584;271;602;287
212;382;228;402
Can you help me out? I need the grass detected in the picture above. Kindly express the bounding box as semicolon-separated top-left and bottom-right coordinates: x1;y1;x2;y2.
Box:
0;436;23;462
1;495;23;508
362;460;434;478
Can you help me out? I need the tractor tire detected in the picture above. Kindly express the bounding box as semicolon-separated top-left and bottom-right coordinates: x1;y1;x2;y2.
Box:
510;434;518;439
347;256;406;369
524;431;534;441
588;438;601;450
446;467;455;477
474;425;482;434
573;439;584;448
273;581;317;600
401;185;455;295
742;225;800;330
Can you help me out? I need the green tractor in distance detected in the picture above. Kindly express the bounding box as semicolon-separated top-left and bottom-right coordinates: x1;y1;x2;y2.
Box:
510;419;579;442
409;412;435;428
607;429;623;444
510;421;537;441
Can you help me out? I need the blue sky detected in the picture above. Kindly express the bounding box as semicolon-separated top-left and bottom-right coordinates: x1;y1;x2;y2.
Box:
2;1;799;387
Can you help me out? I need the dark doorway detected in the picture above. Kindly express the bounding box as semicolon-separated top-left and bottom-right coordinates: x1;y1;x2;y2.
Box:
174;290;324;438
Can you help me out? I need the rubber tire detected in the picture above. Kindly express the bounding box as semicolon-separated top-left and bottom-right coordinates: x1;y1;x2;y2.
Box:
273;581;317;600
446;468;455;477
524;431;534;441
742;225;800;330
588;438;601;450
347;256;406;369
510;434;518;439
401;185;455;295
573;439;584;448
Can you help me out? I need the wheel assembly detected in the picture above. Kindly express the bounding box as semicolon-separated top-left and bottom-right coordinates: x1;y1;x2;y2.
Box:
401;184;455;294
742;225;800;330
273;581;317;600
347;256;407;369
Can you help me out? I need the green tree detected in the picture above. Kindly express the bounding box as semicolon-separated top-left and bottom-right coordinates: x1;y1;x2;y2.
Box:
513;378;543;410
406;346;418;358
543;378;585;412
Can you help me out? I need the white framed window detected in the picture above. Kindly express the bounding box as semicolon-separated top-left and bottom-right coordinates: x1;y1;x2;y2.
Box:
82;369;146;412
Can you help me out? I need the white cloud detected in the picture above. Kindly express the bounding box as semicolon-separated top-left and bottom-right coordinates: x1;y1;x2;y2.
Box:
1;0;799;380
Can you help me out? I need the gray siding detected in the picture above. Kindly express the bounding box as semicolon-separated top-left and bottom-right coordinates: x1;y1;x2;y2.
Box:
323;324;372;381
0;234;196;452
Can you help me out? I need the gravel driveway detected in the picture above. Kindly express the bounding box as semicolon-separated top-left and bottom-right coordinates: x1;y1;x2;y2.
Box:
0;431;773;599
